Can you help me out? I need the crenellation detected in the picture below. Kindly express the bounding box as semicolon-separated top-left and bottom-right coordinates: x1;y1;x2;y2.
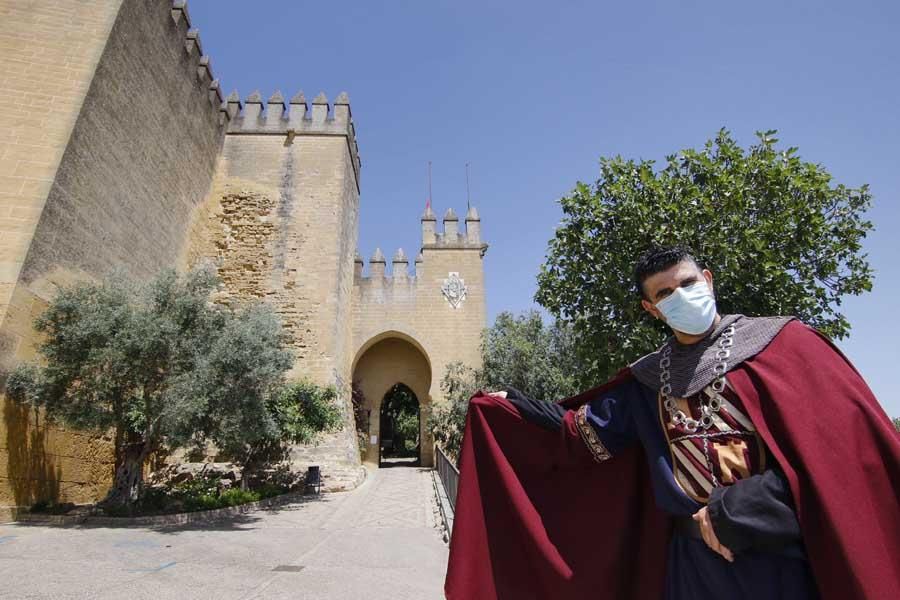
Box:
197;55;211;84
184;28;201;56
225;89;361;191
225;89;241;120
415;252;424;277
421;205;437;245
369;247;386;280
311;91;329;124
392;248;409;280
333;91;350;126
208;78;222;106
442;207;459;242
266;90;286;125
289;90;308;127
465;204;481;243
241;90;263;126
170;0;190;27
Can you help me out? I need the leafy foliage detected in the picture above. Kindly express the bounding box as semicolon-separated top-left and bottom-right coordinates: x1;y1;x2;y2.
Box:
4;264;339;505
429;310;583;459
893;417;900;434
381;384;420;456
480;310;582;401
428;362;480;460
394;411;420;452
351;381;370;460
536;129;874;387
211;378;343;476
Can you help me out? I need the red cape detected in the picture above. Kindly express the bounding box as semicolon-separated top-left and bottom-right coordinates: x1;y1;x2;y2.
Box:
445;321;900;600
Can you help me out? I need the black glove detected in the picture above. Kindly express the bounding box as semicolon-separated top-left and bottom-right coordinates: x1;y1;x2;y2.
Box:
501;385;566;432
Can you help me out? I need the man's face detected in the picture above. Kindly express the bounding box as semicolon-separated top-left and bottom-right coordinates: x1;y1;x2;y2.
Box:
640;260;715;323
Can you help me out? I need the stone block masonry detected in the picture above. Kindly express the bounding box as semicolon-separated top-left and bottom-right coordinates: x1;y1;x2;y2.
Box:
182;89;363;475
0;0;487;516
0;0;228;518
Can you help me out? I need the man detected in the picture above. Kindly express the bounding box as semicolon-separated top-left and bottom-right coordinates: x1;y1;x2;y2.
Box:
445;246;900;600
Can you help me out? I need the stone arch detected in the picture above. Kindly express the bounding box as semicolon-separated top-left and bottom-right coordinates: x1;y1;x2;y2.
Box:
351;332;434;467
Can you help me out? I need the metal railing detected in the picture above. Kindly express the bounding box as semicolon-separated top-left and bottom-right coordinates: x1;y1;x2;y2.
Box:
434;445;459;510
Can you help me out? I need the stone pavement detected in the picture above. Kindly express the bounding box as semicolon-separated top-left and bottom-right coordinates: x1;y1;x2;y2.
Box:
0;466;449;599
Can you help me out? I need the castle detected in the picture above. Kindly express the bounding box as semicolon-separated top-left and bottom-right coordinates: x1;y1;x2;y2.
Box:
0;0;487;518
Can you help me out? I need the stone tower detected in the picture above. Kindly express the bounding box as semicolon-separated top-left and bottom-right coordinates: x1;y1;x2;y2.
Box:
181;87;364;475
352;205;488;467
0;0;487;517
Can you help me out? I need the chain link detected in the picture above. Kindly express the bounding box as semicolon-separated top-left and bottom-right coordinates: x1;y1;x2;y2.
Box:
660;324;735;431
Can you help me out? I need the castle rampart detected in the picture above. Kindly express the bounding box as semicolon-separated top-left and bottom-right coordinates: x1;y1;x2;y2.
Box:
0;0;488;512
0;0;230;517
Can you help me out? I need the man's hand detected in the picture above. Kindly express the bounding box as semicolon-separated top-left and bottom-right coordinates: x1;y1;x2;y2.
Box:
488;390;507;398
692;506;734;562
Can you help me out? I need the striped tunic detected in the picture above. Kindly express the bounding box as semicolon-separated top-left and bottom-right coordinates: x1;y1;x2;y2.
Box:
658;382;766;503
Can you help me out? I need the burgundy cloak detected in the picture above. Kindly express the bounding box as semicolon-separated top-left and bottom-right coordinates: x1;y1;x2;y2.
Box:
444;321;900;600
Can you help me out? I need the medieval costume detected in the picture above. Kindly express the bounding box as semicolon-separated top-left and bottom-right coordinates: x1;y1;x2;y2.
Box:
444;314;900;600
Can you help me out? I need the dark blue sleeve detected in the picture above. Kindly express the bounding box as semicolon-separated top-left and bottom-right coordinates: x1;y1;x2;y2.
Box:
574;381;640;457
504;380;639;460
707;459;802;554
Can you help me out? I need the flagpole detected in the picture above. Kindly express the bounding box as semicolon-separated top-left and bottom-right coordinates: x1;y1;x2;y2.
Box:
465;162;471;211
427;161;432;210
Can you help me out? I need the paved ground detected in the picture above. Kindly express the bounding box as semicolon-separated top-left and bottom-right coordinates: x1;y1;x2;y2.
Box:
0;466;449;599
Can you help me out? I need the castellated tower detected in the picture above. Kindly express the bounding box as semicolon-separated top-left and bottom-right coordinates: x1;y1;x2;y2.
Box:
0;0;489;515
351;204;488;467
182;88;363;475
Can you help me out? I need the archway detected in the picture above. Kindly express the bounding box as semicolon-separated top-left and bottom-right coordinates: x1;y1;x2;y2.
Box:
378;383;420;467
351;334;433;467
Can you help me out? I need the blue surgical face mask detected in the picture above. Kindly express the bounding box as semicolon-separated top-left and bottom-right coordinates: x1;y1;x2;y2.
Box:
655;281;717;336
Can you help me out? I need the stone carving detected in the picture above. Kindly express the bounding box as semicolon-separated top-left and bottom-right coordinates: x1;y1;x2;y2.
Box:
442;271;467;309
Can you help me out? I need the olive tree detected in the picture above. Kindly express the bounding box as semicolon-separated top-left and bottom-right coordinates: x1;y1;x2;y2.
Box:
4;264;296;506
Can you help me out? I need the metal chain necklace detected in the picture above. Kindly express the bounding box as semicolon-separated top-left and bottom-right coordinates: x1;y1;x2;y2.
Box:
659;324;736;432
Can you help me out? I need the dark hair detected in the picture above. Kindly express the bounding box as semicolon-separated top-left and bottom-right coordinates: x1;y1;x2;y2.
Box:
634;246;703;299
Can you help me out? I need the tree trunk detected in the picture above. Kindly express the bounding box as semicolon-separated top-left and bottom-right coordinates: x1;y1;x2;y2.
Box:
103;438;147;508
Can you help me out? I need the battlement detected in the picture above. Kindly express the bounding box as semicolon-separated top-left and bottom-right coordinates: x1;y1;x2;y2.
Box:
420;205;488;255
168;1;229;126
355;203;487;286
224;89;361;188
354;247;426;283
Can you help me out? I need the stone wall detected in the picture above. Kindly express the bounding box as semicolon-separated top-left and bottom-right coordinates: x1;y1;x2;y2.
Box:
0;0;228;517
351;209;488;467
181;91;363;473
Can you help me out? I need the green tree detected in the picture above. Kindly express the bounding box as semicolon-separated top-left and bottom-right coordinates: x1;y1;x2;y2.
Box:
381;384;420;457
350;381;370;460
480;310;582;402
429;311;583;459
4;265;296;506
536;129;874;387
210;378;343;488
893;417;900;433
429;361;479;460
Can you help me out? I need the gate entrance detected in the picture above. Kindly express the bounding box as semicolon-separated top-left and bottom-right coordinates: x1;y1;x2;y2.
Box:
378;383;420;467
351;332;434;467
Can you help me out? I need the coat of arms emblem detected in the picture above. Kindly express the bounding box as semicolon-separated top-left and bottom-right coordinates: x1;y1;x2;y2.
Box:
441;272;467;309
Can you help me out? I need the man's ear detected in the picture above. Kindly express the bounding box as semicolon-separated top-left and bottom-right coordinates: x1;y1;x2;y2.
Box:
702;268;714;295
641;298;662;320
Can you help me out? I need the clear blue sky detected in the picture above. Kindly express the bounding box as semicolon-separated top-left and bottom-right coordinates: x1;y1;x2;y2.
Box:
190;1;899;418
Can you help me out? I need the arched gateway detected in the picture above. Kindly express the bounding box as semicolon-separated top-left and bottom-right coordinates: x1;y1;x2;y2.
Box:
351;332;434;466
